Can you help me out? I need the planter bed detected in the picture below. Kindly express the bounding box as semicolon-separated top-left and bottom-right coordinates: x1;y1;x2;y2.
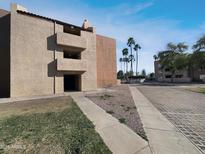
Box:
86;85;148;141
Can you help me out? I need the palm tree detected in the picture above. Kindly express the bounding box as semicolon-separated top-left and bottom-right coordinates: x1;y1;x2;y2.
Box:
128;54;135;75
119;58;123;72
122;48;129;73
141;69;146;77
128;54;135;63
134;44;141;76
153;55;158;61
127;37;135;73
177;42;188;52
123;57;129;74
167;42;178;51
192;35;205;51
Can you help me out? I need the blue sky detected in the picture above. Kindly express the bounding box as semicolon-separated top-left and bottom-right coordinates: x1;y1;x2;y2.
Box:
1;0;205;73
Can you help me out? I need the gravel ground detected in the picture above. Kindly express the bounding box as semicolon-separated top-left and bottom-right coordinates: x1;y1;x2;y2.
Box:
86;85;147;141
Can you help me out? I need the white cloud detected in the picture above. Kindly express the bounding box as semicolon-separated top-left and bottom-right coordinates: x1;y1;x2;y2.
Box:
123;2;154;15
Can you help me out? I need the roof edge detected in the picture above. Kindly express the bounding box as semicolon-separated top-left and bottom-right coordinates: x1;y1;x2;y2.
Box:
0;9;10;17
17;10;93;33
96;34;116;41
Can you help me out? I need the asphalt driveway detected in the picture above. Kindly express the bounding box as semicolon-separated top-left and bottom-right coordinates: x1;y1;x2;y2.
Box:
137;85;205;154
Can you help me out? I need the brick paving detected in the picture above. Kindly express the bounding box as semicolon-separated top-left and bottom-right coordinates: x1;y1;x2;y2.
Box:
137;86;205;154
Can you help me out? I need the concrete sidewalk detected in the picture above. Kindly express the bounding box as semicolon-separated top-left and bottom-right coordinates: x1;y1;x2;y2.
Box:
71;93;151;154
0;94;68;104
129;86;201;154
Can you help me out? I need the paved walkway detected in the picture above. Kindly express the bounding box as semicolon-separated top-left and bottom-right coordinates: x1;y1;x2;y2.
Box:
129;86;201;154
71;93;151;154
137;85;205;154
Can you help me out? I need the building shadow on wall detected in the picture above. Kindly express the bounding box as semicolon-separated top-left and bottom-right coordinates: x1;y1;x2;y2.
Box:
48;60;57;77
0;14;10;98
47;34;56;51
47;34;63;77
47;60;63;78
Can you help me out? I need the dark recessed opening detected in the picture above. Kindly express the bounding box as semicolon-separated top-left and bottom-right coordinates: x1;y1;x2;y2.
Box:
165;68;170;72
165;75;172;78
64;75;81;91
175;74;183;78
63;25;81;36
64;51;81;59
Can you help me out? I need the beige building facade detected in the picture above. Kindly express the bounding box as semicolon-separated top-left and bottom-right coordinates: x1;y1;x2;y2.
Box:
0;4;117;98
154;61;192;82
154;60;205;82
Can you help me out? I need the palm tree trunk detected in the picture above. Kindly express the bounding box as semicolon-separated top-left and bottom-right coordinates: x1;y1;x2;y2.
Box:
124;62;126;74
126;60;128;81
136;50;138;76
130;47;133;73
124;61;126;79
126;62;128;73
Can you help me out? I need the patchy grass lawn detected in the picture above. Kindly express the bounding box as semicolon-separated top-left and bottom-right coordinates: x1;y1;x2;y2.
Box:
186;87;205;94
0;96;111;154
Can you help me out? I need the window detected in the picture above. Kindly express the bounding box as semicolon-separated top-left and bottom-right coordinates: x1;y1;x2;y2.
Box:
165;75;172;78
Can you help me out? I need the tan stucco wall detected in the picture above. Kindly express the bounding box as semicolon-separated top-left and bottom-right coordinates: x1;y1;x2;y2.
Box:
57;58;87;72
96;35;117;88
81;31;97;91
54;25;97;91
10;7;98;96
54;23;64;94
8;3;116;96
0;10;10;97
10;8;61;97
56;32;87;50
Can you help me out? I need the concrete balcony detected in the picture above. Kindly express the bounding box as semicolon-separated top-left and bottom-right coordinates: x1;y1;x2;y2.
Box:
57;58;86;72
56;32;87;50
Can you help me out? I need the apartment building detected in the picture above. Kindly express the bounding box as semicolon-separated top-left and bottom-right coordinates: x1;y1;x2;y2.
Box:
0;4;117;98
154;61;191;82
154;61;205;82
